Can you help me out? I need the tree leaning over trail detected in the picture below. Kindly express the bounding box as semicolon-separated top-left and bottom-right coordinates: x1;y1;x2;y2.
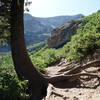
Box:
0;0;48;99
10;0;48;100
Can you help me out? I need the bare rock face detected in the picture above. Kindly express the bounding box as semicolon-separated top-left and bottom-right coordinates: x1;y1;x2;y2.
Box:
47;20;82;48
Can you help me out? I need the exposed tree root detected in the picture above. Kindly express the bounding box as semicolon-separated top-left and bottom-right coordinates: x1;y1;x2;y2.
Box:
64;60;100;75
43;59;100;100
44;60;100;85
47;73;100;83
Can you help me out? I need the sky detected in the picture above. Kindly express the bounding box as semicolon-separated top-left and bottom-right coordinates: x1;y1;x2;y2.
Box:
27;0;100;17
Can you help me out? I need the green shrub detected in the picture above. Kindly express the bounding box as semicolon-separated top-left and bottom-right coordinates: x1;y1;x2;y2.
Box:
30;47;65;70
0;53;29;100
65;11;100;60
0;69;29;100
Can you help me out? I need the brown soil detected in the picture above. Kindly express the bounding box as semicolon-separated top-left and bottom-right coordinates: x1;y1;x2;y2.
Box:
43;58;100;100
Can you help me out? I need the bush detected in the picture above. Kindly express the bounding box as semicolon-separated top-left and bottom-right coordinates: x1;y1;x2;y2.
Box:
0;53;29;100
30;47;65;70
0;69;29;100
65;11;100;60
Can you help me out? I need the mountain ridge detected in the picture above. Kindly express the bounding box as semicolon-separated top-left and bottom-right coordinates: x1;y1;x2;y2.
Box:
0;13;84;52
24;13;84;45
24;13;84;33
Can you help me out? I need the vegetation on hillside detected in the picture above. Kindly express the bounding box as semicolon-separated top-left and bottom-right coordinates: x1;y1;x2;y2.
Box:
0;11;100;99
27;41;46;52
65;11;100;60
0;1;30;99
0;53;29;100
1;11;100;70
30;46;65;70
29;11;100;69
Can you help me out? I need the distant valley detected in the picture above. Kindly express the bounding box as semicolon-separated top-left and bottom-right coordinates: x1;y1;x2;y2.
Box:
24;13;83;45
0;13;84;52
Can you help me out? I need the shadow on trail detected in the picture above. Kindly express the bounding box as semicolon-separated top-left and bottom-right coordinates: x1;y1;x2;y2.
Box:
52;79;100;89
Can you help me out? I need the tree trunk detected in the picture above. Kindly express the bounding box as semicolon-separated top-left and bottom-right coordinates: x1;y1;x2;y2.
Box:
10;0;48;100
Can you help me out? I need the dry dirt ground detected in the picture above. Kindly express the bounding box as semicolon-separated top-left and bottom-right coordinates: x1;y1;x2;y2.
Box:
43;58;100;100
44;85;100;100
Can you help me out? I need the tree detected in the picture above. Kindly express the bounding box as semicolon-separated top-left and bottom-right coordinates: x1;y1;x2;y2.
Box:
0;0;48;99
9;0;48;100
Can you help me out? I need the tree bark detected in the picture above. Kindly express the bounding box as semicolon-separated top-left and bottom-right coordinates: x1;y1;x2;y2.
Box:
10;0;48;100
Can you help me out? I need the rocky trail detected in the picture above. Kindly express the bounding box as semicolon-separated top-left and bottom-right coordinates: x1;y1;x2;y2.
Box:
43;57;100;100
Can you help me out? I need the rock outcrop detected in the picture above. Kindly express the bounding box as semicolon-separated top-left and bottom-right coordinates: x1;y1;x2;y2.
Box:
0;14;84;52
47;19;82;48
24;13;84;46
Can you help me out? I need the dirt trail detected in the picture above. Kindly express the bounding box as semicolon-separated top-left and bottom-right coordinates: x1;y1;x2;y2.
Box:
45;86;100;100
44;58;100;100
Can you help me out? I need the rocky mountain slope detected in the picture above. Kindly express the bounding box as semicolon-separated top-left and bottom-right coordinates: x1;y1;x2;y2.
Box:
24;13;83;34
0;13;83;52
47;19;82;48
42;11;100;100
24;13;84;45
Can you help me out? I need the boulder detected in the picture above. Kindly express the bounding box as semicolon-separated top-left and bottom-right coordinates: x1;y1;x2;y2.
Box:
47;19;82;48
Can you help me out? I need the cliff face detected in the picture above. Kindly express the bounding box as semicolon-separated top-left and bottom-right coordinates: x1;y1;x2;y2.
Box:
24;13;84;45
0;14;84;52
47;20;82;48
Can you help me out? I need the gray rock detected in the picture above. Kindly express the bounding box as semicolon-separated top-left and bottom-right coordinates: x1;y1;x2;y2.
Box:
0;14;84;52
47;19;83;48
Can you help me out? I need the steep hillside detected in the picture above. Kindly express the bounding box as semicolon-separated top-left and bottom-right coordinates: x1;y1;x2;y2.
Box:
48;19;83;48
0;13;83;52
29;11;100;70
24;13;83;34
24;13;84;45
0;11;100;100
43;58;100;100
36;11;100;100
65;11;100;60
